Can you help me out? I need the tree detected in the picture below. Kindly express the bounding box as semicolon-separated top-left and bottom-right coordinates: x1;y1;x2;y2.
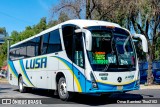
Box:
155;32;160;60
58;12;70;23
51;0;85;19
51;0;132;25
86;0;160;84
0;17;48;68
126;0;160;84
33;17;47;34
0;27;7;36
47;20;58;28
51;0;160;84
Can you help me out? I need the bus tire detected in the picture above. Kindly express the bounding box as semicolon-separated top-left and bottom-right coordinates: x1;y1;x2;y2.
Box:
18;76;26;93
58;77;72;101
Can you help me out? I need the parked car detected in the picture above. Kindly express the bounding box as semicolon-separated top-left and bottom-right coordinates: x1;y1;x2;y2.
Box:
0;71;6;78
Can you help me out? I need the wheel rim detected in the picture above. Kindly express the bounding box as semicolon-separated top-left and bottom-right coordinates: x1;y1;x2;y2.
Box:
59;80;67;97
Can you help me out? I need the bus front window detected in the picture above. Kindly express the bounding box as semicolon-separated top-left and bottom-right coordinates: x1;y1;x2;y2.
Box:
87;27;136;72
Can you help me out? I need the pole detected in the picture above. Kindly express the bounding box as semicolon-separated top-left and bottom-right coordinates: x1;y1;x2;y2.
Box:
6;40;10;80
4;37;12;80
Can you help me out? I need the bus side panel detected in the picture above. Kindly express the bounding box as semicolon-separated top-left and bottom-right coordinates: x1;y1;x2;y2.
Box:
48;70;56;90
8;60;18;86
14;60;34;87
58;52;74;92
22;54;59;89
58;52;86;92
47;53;59;90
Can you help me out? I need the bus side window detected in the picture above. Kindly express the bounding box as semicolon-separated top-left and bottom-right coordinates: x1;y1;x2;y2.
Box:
73;34;85;68
19;43;27;58
35;37;40;56
26;37;38;57
62;26;74;60
9;49;15;60
42;33;50;55
47;29;62;54
62;25;84;68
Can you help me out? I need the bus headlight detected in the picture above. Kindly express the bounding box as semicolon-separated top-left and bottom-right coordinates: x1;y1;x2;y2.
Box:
90;72;98;89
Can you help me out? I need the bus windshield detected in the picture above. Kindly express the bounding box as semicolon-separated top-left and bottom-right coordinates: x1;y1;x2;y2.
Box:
86;26;136;72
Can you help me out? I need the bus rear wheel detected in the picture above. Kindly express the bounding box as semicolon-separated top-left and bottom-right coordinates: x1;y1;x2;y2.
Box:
18;76;26;93
58;77;72;101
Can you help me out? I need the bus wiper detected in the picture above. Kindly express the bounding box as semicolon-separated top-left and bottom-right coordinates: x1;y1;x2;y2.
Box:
103;64;110;71
111;33;115;54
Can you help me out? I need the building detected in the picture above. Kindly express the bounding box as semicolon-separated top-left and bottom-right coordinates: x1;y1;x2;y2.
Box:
0;34;5;45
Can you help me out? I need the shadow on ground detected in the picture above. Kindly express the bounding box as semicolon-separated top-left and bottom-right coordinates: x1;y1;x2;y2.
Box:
14;88;143;105
70;93;143;105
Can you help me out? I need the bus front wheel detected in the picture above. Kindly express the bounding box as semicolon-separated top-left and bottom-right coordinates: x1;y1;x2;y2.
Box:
18;76;26;93
58;77;72;101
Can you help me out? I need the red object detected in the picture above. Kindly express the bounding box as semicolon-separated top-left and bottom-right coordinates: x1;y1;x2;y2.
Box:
1;65;8;71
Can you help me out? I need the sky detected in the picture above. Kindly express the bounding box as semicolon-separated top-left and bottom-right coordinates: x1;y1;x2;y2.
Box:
0;0;58;35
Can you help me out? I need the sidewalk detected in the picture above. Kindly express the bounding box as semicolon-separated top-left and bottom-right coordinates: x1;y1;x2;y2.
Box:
140;84;160;89
0;78;9;84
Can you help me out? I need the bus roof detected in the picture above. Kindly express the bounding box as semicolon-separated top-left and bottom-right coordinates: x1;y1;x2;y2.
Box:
60;19;121;28
10;19;122;48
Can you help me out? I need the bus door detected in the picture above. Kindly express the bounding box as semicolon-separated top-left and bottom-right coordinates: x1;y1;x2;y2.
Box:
62;25;85;92
72;34;86;92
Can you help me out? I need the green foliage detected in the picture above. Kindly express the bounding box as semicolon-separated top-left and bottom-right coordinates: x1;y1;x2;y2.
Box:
0;14;70;68
0;27;8;36
155;36;160;60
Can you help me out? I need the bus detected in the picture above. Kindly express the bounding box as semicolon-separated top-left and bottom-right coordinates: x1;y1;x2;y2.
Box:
8;19;148;100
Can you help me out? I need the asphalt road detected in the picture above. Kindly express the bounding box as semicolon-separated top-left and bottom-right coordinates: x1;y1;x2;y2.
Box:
0;83;160;107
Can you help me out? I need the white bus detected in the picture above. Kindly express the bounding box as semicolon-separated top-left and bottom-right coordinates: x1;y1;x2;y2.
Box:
8;19;148;100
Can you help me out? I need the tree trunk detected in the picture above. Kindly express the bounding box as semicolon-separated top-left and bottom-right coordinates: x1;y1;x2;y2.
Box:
146;44;154;85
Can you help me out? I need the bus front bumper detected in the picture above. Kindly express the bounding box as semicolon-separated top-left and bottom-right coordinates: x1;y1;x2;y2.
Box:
85;80;140;93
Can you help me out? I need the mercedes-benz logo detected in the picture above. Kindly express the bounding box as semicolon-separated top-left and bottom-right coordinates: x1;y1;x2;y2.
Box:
117;77;122;83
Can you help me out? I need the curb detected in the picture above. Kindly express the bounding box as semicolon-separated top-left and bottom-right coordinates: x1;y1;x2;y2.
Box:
140;85;160;89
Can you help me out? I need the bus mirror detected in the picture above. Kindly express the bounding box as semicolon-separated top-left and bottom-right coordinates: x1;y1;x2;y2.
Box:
133;34;148;53
75;29;92;51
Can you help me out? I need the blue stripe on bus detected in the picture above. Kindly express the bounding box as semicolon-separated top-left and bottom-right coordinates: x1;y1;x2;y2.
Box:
19;60;34;87
53;56;86;92
8;61;28;86
8;61;18;79
85;80;138;93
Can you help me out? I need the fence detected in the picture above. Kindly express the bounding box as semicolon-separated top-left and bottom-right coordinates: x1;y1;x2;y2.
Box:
139;61;160;84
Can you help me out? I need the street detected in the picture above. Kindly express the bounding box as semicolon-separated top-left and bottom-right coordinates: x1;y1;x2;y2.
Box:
0;83;160;107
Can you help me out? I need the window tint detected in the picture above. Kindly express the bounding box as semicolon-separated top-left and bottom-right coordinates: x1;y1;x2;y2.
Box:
9;49;15;60
9;29;61;60
19;43;27;58
62;25;84;68
9;43;27;60
10;47;20;60
42;33;49;55
62;26;75;60
73;34;85;68
9;37;40;60
47;29;62;54
26;38;36;57
26;37;41;57
35;37;40;56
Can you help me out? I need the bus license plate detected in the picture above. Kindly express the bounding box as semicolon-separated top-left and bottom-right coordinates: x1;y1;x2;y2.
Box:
117;86;123;90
